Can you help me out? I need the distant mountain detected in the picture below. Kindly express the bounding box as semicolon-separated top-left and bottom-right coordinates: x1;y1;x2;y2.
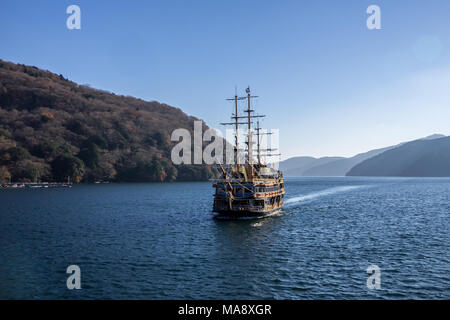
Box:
421;134;446;140
347;136;450;177
279;156;316;172
280;156;344;176
0;59;218;183
281;134;446;177
302;146;393;176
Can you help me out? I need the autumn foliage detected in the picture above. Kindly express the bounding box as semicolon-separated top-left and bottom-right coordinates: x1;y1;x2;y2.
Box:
0;59;217;183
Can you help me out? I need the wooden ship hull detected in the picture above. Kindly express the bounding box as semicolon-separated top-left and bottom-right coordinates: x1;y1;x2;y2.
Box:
212;87;285;220
213;175;285;219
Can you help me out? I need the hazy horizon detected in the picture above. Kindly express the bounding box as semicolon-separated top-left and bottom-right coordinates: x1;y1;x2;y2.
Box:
2;0;450;160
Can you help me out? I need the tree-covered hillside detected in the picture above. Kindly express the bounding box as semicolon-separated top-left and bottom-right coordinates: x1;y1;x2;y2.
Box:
0;59;217;183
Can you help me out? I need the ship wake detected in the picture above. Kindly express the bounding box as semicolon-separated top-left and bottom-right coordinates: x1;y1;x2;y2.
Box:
285;185;367;206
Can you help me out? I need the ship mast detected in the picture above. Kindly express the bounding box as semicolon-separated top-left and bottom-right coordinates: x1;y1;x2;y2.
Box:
223;92;246;168
222;87;265;178
234;93;239;166
255;120;277;166
256;120;261;165
243;87;264;177
245;87;254;176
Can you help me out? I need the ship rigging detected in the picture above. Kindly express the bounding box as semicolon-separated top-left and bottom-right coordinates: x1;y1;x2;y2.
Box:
212;87;285;219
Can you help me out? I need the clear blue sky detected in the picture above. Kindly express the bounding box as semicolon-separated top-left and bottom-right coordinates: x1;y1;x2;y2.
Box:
1;0;450;159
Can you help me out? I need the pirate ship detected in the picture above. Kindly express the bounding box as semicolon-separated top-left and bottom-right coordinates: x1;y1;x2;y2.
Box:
212;87;285;219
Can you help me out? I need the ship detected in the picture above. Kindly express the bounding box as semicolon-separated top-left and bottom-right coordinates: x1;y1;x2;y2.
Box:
212;87;285;220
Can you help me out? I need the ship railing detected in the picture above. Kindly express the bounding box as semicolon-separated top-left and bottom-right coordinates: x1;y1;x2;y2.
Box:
210;178;243;183
232;205;265;211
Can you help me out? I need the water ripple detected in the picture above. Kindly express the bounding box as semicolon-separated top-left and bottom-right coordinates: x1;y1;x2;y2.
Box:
0;178;449;299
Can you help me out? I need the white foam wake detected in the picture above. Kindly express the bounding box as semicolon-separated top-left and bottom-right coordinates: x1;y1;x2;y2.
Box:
285;185;364;206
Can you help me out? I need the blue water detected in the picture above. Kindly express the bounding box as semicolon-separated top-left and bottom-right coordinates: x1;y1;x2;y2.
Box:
0;177;449;299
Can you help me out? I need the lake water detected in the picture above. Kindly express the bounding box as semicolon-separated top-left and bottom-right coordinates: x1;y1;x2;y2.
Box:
0;177;449;299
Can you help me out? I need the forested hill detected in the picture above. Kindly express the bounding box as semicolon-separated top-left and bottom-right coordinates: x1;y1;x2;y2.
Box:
0;59;217;183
